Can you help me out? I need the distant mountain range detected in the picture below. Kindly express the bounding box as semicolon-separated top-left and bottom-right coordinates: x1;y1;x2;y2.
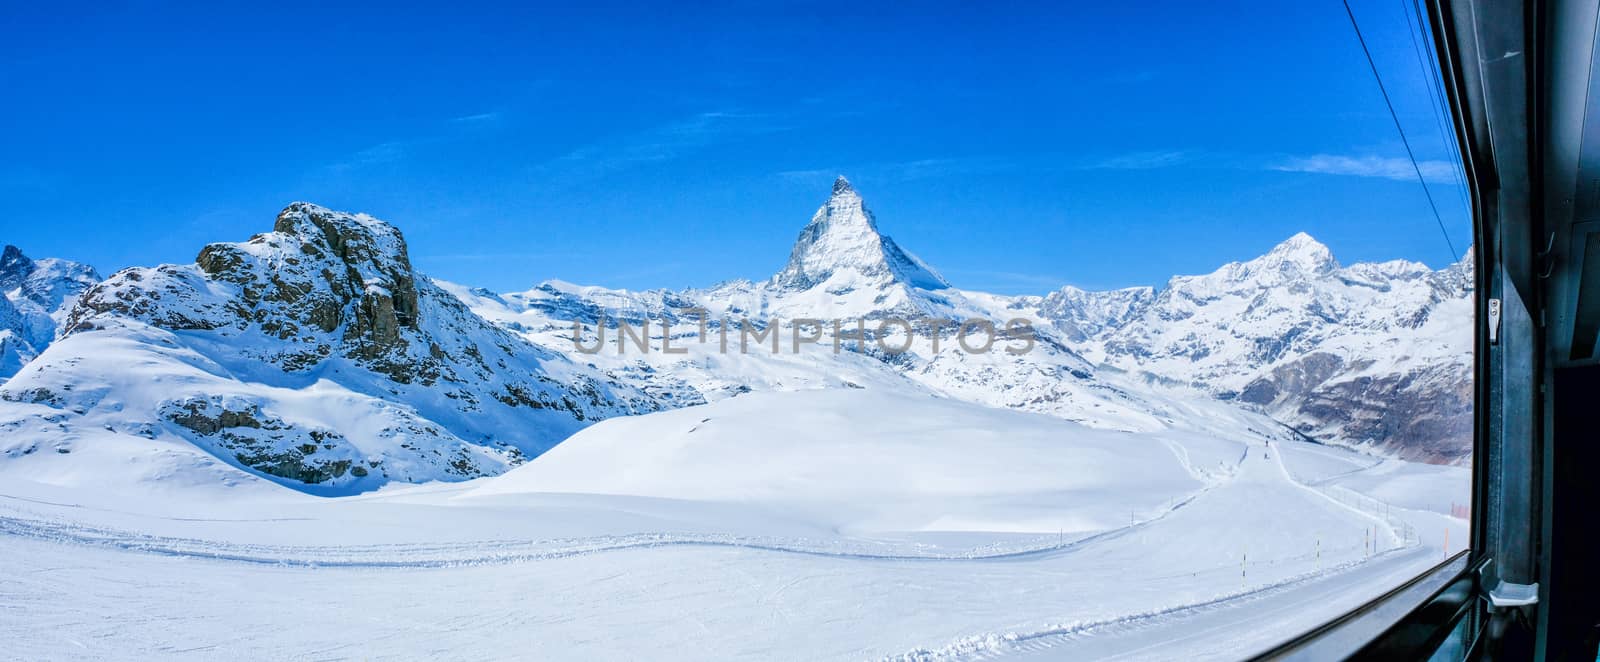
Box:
1090;232;1472;464
0;178;1473;493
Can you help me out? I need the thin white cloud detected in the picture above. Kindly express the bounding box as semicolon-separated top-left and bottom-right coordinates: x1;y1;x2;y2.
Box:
545;111;788;182
1272;154;1459;184
1092;150;1189;170
451;111;503;123
777;157;1009;185
417;251;583;263
776;168;839;182
329;141;408;171
325;112;511;172
939;268;1071;290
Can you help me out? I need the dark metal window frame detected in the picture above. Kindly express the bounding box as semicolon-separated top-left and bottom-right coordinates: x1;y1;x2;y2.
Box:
1252;553;1480;660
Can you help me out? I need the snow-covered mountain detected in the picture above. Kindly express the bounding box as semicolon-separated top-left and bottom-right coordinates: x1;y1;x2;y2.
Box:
768;176;952;317
445;179;1305;443
1077;233;1474;463
0;180;1474;496
0;245;101;378
1037;285;1156;342
0;203;660;492
450;182;1472;464
0;186;1477;662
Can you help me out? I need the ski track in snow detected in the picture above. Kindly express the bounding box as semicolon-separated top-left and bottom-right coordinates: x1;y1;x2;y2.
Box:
881;546;1424;662
880;441;1436;661
0;181;1474;662
0;388;1465;661
0;437;1464;662
0;480;1217;569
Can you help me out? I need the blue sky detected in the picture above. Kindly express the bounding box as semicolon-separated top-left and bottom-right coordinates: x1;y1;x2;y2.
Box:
1;1;1471;294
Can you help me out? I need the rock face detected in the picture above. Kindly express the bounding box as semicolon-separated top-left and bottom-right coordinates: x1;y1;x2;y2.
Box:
3;203;661;491
0;245;101;378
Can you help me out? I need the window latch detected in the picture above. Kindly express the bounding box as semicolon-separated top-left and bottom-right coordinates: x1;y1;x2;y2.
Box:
1488;298;1502;345
1487;579;1539;611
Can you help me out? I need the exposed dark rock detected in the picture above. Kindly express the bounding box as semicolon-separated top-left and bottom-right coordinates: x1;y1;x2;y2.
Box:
42;202;661;490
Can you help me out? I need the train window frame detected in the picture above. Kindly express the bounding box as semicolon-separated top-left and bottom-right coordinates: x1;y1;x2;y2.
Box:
1258;0;1600;658
1255;0;1488;657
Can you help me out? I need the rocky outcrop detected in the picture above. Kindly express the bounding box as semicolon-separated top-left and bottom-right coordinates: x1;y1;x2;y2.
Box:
161;396;366;484
10;203;662;491
1294;364;1473;464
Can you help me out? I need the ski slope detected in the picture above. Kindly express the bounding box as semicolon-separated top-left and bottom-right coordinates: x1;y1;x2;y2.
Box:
0;390;1468;661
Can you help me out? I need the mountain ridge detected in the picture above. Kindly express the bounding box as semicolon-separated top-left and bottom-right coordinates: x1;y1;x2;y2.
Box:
1087;234;1472;463
3;203;660;493
0;182;1475;496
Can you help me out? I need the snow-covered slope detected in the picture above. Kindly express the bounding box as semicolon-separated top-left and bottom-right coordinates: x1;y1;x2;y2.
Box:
0;182;1478;660
471;388;1248;533
1083;234;1473;463
0;245;101;378
0;389;1468;661
0;203;660;493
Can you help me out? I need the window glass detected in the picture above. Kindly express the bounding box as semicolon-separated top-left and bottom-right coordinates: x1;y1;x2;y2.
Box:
0;2;1472;659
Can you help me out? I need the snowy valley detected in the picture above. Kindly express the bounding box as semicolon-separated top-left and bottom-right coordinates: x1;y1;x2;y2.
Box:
0;178;1473;660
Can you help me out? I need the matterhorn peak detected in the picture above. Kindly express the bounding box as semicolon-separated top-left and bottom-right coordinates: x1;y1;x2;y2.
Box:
832;175;854;195
771;177;948;292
